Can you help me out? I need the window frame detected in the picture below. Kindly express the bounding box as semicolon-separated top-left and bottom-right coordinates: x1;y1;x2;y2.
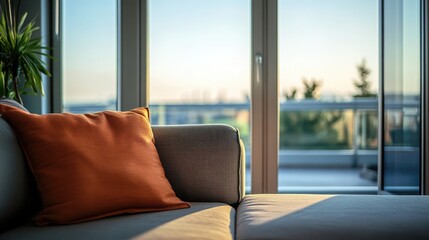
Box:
251;0;278;193
120;0;148;110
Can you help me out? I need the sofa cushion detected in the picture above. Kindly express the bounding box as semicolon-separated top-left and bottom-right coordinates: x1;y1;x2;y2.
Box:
0;202;234;240
237;194;429;240
0;105;189;225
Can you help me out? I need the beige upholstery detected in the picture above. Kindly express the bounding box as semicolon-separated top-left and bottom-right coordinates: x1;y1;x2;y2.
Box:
152;124;245;206
237;194;429;240
0;203;235;240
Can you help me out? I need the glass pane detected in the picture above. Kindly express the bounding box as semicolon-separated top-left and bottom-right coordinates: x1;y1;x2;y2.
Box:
383;0;420;194
278;0;379;193
148;1;251;191
62;0;118;113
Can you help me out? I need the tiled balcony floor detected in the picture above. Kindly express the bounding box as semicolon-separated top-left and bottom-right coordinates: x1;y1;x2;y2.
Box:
246;167;378;194
279;167;376;186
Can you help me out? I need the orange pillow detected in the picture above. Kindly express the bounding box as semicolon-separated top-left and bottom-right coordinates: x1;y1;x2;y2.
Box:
0;104;190;225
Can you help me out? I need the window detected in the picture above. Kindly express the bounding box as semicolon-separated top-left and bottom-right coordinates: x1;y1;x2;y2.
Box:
145;0;425;194
277;0;379;193
382;0;421;194
53;0;427;194
60;0;118;113
148;0;252;190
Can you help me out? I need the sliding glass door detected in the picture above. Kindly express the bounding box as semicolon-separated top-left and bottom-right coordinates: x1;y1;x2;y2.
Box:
380;0;422;194
145;0;426;194
277;0;379;193
52;0;426;193
147;0;252;191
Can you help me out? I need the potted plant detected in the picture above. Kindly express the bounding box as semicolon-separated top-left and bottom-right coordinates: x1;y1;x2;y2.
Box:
0;0;51;105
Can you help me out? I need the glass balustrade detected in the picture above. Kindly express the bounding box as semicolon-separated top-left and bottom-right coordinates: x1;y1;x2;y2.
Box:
147;98;421;192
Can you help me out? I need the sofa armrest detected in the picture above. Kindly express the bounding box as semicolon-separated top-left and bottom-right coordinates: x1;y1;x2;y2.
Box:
152;124;245;206
0;99;40;232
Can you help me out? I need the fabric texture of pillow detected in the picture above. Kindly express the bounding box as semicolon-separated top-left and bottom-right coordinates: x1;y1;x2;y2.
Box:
0;104;190;225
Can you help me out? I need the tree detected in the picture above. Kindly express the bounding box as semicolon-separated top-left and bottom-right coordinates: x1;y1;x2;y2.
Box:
353;59;376;98
279;78;347;149
282;78;321;101
352;59;378;150
283;87;297;100
302;78;322;99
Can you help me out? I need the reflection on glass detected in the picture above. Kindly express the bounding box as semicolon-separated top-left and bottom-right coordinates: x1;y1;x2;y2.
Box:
383;0;420;194
356;110;379;149
148;0;251;190
278;0;379;192
62;0;118;113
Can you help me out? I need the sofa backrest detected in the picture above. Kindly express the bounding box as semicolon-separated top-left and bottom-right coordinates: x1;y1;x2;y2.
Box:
152;124;245;206
0;99;41;232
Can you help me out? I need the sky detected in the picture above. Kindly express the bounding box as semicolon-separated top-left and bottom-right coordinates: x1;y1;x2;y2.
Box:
61;0;420;105
384;0;420;95
62;0;117;103
278;0;379;100
149;0;379;103
148;0;251;103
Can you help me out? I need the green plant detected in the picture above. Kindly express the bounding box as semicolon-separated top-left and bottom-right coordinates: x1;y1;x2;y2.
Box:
302;78;322;99
0;62;5;95
283;87;297;100
353;59;376;98
0;0;51;105
280;79;347;150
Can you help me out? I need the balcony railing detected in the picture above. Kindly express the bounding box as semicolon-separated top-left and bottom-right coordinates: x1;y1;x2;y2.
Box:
64;97;420;168
62;97;420;192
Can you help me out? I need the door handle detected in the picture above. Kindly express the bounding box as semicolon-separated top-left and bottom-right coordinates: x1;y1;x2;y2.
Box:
255;54;263;83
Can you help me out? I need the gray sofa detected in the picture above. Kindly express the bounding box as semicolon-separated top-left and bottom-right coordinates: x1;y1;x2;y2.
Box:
1;99;429;240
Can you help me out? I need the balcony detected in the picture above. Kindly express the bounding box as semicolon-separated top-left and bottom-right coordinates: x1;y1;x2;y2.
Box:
64;97;420;193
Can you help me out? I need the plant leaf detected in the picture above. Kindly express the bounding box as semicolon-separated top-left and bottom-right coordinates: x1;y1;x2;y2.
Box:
0;1;52;101
0;69;5;97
